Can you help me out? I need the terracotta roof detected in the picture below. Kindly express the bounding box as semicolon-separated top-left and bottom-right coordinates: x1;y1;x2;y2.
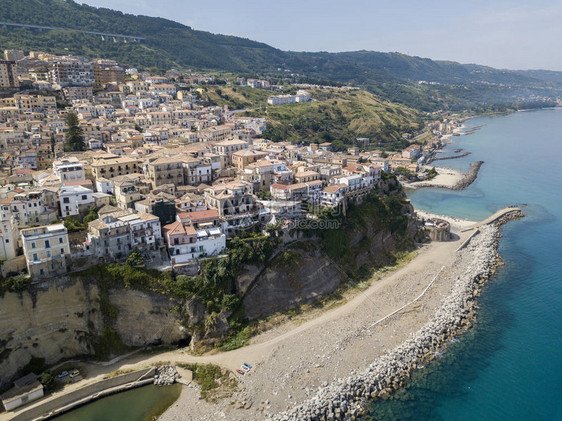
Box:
163;220;186;235
186;209;219;222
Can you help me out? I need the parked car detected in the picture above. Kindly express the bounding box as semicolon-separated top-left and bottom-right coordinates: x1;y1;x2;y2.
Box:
236;369;246;375
56;371;69;379
241;365;251;372
69;369;80;378
242;362;252;369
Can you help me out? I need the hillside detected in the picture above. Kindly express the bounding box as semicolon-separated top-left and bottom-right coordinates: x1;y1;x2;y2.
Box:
1;0;561;111
203;86;423;147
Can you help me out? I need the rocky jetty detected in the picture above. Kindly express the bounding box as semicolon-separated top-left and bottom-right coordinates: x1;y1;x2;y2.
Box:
154;365;179;385
430;151;471;162
452;161;484;190
269;211;522;421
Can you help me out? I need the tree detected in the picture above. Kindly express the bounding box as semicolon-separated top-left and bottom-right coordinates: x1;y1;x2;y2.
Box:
64;112;86;152
331;139;347;152
126;249;145;267
134;123;144;133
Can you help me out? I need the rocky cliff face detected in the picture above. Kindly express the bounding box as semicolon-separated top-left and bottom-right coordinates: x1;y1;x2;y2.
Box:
241;191;418;320
0;278;190;389
242;249;343;320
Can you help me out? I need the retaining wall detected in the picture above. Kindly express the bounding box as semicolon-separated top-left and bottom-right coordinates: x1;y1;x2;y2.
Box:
10;368;155;421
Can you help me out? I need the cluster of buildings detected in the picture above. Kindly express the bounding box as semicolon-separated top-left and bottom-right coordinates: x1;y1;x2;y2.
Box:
267;90;311;105
0;49;449;282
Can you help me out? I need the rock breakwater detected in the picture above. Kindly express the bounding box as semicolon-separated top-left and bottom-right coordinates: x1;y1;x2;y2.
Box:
155;366;179;385
452;161;484;190
270;210;522;421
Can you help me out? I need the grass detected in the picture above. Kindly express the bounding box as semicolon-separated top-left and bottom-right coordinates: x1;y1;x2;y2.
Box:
103;368;135;379
178;363;238;402
217;325;256;351
203;86;271;110
205;86;423;146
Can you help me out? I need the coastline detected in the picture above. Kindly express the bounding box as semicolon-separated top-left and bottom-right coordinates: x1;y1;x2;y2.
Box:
2;210;522;421
406;161;483;190
269;208;523;420
157;209;522;421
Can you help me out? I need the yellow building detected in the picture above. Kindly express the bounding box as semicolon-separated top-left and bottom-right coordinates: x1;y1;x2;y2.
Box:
90;156;142;179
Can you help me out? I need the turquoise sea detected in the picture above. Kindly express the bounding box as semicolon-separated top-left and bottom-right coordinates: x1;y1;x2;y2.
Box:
365;108;562;420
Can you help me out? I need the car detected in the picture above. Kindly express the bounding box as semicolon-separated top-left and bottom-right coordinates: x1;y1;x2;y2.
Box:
69;369;80;378
242;362;252;369
236;369;246;375
241;365;251;372
56;371;69;379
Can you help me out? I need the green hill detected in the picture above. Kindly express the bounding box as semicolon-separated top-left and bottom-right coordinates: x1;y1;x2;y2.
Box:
203;86;423;148
1;0;561;111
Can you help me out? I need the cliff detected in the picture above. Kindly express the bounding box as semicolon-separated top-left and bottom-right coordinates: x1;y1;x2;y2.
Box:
241;183;418;319
0;184;419;389
0;278;190;390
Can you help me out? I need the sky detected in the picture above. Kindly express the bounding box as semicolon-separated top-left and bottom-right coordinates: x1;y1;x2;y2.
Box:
80;0;562;71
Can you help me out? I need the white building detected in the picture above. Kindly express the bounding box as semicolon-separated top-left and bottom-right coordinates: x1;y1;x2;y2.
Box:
267;90;311;105
95;177;114;195
0;217;19;260
53;157;86;183
321;185;345;207
21;224;70;278
0;374;45;412
163;220;226;265
59;185;95;218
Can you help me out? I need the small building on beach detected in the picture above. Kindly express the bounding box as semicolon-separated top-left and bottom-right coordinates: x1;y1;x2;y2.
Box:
424;218;451;242
0;373;44;411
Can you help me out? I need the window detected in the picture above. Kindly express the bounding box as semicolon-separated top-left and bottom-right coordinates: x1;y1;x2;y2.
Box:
59;237;63;243
61;248;64;254
31;242;36;249
81;195;87;200
45;240;50;248
33;253;38;261
63;197;70;203
46;251;51;258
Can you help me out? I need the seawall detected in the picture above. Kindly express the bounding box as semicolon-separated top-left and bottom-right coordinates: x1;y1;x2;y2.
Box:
10;368;156;421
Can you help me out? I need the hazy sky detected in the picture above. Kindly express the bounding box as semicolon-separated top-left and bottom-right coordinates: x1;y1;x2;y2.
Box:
81;0;562;70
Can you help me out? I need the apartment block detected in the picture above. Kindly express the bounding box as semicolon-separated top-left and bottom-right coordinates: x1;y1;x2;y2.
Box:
21;224;70;278
91;59;125;90
0;60;19;89
49;58;93;88
87;209;162;259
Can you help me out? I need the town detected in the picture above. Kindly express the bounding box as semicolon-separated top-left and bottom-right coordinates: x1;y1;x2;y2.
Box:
0;50;458;281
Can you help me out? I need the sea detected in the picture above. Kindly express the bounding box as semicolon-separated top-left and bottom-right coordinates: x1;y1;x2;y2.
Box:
364;107;562;420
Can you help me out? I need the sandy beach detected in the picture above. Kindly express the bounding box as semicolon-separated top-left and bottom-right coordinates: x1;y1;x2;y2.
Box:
4;208;521;421
408;166;464;189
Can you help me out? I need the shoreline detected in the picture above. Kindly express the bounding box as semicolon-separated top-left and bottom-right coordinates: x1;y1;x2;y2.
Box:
157;208;522;421
406;161;483;191
1;209;521;421
269;208;523;420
